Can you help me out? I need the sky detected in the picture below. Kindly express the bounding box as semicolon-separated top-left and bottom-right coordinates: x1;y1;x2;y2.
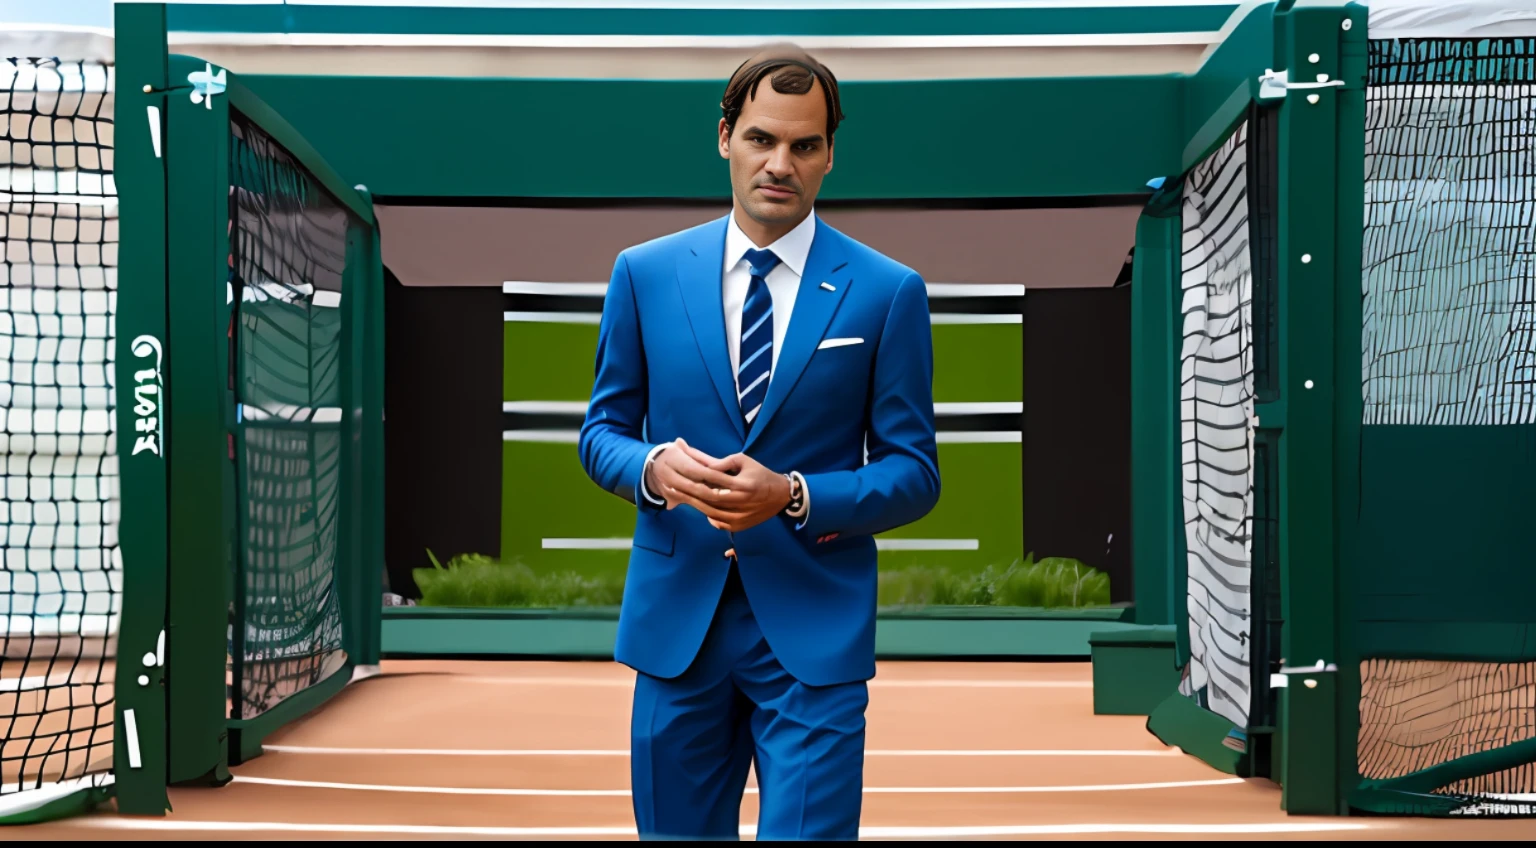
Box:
0;0;113;29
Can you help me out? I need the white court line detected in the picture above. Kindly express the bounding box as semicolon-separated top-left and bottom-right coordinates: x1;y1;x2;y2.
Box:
263;745;1181;758
73;820;1379;837
439;676;1093;688
232;775;1245;796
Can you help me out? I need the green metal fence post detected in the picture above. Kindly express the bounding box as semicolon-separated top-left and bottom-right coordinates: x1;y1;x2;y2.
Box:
1331;0;1368;814
163;53;234;788
112;1;173;816
1274;0;1350;816
1130;206;1179;627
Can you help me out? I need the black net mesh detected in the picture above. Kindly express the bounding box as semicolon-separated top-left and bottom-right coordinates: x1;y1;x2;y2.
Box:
1358;36;1536;816
0;57;117;807
226;110;350;721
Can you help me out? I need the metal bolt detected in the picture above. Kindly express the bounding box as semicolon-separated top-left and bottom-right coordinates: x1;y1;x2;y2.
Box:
142;84;152;93
142;652;157;667
1304;679;1319;689
1317;73;1330;82
138;675;150;686
1342;19;1353;31
1309;53;1321;64
1305;380;1315;389
1307;93;1320;104
1301;253;1312;263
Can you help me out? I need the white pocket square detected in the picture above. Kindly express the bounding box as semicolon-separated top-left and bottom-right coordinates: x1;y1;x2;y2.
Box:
818;337;864;350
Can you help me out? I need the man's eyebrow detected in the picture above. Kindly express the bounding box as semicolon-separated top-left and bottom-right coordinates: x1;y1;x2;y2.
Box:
741;126;825;146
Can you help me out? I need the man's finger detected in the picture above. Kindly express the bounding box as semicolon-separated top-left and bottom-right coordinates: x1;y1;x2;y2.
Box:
656;463;722;502
677;442;719;466
707;453;747;474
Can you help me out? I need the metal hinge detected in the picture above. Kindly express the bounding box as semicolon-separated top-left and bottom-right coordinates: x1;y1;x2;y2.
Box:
188;62;227;109
1257;68;1346;100
1270;659;1339;689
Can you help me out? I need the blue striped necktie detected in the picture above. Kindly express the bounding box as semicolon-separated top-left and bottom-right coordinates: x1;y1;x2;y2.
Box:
738;247;780;429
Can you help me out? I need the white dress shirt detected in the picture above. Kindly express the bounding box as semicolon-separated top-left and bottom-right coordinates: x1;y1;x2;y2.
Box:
640;212;816;523
722;208;816;386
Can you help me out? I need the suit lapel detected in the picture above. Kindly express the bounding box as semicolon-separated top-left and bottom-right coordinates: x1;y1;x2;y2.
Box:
745;220;851;452
675;218;746;441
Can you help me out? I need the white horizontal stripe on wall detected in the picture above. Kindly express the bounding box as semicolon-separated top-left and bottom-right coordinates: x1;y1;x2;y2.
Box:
503;401;590;414
935;402;1022;415
930;313;1022;324
504;311;603;324
936;431;1021;443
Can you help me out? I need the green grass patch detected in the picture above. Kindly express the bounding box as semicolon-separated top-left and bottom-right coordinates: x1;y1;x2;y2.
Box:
877;554;1111;609
414;550;1110;610
415;551;626;608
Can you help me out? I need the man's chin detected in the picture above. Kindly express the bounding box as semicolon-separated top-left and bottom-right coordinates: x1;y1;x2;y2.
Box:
741;198;805;225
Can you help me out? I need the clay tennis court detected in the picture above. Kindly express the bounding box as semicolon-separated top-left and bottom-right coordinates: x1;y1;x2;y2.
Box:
15;659;1533;840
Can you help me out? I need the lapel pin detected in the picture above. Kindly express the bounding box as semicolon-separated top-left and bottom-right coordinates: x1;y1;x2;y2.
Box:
820;282;836;292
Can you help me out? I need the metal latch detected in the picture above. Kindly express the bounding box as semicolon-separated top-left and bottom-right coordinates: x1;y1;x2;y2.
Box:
1257;68;1346;100
188;62;227;109
1270;659;1338;689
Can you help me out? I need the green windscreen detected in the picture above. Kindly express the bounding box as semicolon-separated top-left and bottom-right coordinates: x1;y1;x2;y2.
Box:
226;110;352;721
1354;36;1536;816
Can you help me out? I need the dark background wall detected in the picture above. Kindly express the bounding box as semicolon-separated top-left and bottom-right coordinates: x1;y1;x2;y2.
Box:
1024;286;1134;603
383;270;504;598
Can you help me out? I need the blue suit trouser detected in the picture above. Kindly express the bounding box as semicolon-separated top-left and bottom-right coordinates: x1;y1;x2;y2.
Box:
630;564;868;841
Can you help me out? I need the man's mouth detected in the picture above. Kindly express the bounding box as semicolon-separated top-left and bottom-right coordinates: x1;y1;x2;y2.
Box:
757;184;796;199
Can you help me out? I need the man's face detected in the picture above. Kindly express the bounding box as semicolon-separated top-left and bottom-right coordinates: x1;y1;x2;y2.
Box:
719;76;834;233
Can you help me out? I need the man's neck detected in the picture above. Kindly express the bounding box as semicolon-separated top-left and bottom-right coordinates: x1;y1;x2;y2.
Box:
732;204;810;248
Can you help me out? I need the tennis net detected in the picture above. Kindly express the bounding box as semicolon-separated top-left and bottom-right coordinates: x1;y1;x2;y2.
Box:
226;110;353;724
0;55;119;820
1355;34;1536;816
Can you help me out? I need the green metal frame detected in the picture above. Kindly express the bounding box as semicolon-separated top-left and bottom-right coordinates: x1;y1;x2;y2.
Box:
1271;0;1358;817
111;0;174;819
107;0;1387;819
152;51;386;792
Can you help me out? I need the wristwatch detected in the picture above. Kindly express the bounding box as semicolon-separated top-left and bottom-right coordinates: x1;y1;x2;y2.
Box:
783;471;807;518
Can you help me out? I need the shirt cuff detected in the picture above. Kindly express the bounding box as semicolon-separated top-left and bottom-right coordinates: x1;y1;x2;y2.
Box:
786;470;810;528
637;443;669;507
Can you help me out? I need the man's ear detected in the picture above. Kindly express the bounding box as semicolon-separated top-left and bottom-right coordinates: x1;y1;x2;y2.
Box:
718;118;732;159
825;137;834;175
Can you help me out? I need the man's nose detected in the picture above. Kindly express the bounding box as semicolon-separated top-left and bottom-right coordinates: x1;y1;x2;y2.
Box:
764;144;794;178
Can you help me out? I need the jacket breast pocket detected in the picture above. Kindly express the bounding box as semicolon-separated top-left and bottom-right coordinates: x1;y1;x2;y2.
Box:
633;513;676;557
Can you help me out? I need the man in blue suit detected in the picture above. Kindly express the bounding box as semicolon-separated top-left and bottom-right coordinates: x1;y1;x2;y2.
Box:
578;44;940;841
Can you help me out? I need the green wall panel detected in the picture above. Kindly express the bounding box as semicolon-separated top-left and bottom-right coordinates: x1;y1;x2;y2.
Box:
500;440;636;579
168;3;1238;38
932;323;1023;403
505;322;599;402
875;442;1023;572
238;74;1181;200
502;317;1021;405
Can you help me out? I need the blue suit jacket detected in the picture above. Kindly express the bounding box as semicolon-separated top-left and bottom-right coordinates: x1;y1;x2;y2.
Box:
578;215;940;687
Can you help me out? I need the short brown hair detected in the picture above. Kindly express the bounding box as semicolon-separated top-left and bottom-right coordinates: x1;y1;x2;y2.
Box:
721;43;845;142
